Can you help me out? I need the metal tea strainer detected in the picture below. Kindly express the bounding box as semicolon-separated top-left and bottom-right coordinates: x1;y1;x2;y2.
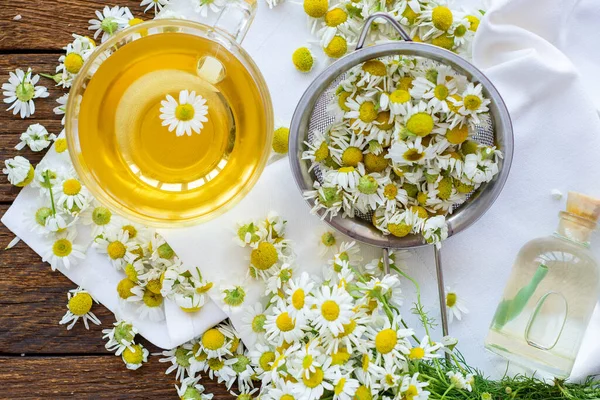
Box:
289;13;514;337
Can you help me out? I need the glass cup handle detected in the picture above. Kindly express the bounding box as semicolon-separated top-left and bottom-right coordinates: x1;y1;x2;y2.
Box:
213;0;257;44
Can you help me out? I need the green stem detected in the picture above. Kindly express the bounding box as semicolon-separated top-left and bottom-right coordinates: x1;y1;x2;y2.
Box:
391;264;431;339
440;384;455;400
44;171;57;216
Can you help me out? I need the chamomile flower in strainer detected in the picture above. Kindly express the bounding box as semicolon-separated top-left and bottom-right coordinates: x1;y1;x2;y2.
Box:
55;174;90;214
160;90;209;137
302;129;331;171
177;377;214;400
43;228;86;270
422;215;449;245
127;284;165;322
59;287;101;330
2;156;33;187
305;182;347;220
381;88;412;117
159;346;193;382
410;75;458;114
264;305;308;346
354;172;386;213
330;132;367;167
94;229;137;270
343;96;380;133
402;101;444;137
324;165;362;191
121;343;149;370
102;319;138;355
380;178;408;213
377;210;414;238
450;83;490;127
386;136;434;168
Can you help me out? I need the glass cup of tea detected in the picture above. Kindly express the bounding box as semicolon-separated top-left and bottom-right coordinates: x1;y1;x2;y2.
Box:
65;0;273;227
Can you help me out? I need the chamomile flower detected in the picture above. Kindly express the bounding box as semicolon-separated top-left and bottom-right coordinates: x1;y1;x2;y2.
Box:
234;220;265;247
291;357;337;400
55;175;90;213
54;93;68;125
205;357;238;388
325;165;362;191
140;0;169;14
266;264;294;296
159;346;193;382
354;172;386;213
94;229;136;269
80;201;119;237
221;284;247;313
102;319;138;355
323;312;369;354
316;7;357;48
410;74;458;114
127;284;165;322
2;156;33;187
194;0;227;18
42;229;86;270
201;327;234;359
422;215;448;245
45;211;69;233
59;287;101;330
418;1;455;40
400;373;431;400
2;68;49;118
408;335;443;361
450;83;490;127
15;123;55;152
303;129;331;169
121;343;149;370
366;314;412;366
330;240;362;270
317;228;338;257
386;136;434;167
284;271;315;318
305;182;345;220
344;96;380;133
380;179;408;213
25;204;54;235
176;377;214;400
445;286;469;323
88;6;130;43
56;34;96;88
160;90;209;137
446;371;472;391
264;305;308;346
311;285;353;336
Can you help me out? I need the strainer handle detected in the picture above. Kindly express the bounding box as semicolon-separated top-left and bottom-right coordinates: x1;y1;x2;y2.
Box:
356;12;412;50
434;246;450;338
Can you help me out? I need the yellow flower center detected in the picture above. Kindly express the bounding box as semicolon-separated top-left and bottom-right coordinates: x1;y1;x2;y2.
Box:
339;319;356;337
402;6;419;25
321;231;336;247
303;0;328;18
121;224;137;239
375;111;394;130
341;146;363;167
359;101;377;123
314;141;330;162
302;354;313;369
143;289;163;308
325;8;348;27
259;351;275;371
175;103;195;121
361;354;369;371
390;89;411;104
207;358;224;370
438;176;453;200
403;148;424;162
432;6;453;31
62;178;81;196
292;47;314;73
292;289;305;310
388;222;412;238
122;344;144;364
54;138;68;153
68;292;93;316
364;152;388;173
455;24;467;37
446;292;457;307
117;278;136;299
383;184;398;200
375;328;397;354
250;241;279;270
276;311;295;332
466;15;480;31
409;347;426;360
280;395;295;400
192;343;208;361
303;367;324;388
335;377;346;395
331;348;350;365
447;94;462;113
146;278;162;295
407;112;434;136
107;241;126;260
434;84;449;100
463;94;482;111
324;36;347;59
321;300;340;321
405;385;419;400
64;53;84;74
202;328;225;350
411;205;429;219
53;238;72;257
338;91;352;112
362;60;387;76
399;76;414;91
272;127;290;154
446;124;469;144
355;385;373;400
432;34;454;50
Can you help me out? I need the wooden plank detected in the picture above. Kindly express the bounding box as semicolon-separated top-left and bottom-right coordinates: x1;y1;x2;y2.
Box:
0;356;234;399
0;0;146;51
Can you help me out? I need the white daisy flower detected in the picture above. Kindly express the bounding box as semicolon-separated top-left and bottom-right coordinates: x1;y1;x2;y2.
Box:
422;215;449;245
330;240;363;270
365;313;413;367
410;72;458;113
321;312;370;354
291;357;337;400
15;123;55;152
194;0;227;17
311;285;354;336
400;373;431;400
2;156;33;186
55;174;91;213
159;346;193;382
160;90;209;137
264;305;308;346
121;343;149;370
53;93;68;125
407;335;443;361
126;284;165;322
44;211;70;233
344;96;381;133
445;286;469;323
42;228;86;271
31;159;64;197
403;101;444;137
386;136;435;167
450;83;490;127
59;287;101;330
324;165;362;191
199;326;235;359
418;1;455;40
2;68;49;118
25;203;54;235
221;283;247;313
140;0;169;14
446;370;473;391
102;319;138;355
204;357;238;389
162;264;212;313
263;380;296;400
88;6;131;43
265;263;293;296
316;7;359;48
331;373;360;400
354;172;386;213
94;229;137;269
56;34;96;88
240;303;267;344
304;182;345;220
176;377;214;400
283;271;315;318
302;129;331;170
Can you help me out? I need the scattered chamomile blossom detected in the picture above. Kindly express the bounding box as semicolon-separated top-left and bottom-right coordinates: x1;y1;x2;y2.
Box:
2;156;33;187
55;34;96;88
272;125;290;154
140;0;169;14
159;346;194;382
2;68;49;118
127;283;165;322
102;318;138;355
177;377;214;400
194;0;227;17
445;286;469;323
162;262;213;313
94;229;136;270
317;228;338;257
59;287;101;329
88;6;132;43
160;90;209;137
80;200;119;237
303;55;501;245
42;228;86;270
221;284;247;313
15;123;55;152
122;343;149;370
54;93;69;125
292;47;315;73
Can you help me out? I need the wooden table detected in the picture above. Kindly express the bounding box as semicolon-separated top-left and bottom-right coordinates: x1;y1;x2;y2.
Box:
0;1;234;398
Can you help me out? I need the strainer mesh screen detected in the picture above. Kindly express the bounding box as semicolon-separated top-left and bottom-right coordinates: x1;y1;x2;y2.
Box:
306;64;496;222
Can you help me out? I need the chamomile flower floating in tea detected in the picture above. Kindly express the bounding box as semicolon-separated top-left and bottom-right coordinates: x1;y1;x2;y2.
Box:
2;68;49;118
122;343;149;370
42;228;86;270
15;123;55;152
2;156;33;187
160;90;209;137
59;287;101;330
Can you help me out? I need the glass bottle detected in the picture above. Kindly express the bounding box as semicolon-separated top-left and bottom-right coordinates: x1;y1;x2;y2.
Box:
485;192;600;378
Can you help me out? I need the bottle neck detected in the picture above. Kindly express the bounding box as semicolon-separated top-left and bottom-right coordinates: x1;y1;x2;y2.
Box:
554;211;596;246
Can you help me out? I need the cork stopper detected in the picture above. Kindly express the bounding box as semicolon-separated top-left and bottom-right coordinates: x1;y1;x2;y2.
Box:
566;192;600;223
